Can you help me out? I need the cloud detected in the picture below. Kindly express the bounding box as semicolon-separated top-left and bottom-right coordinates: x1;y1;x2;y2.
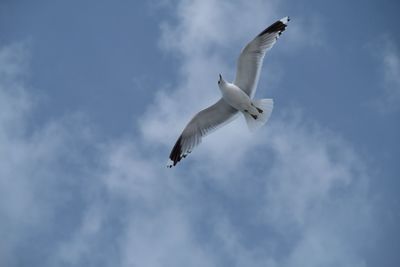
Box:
0;42;103;267
371;36;400;113
0;43;47;266
263;117;373;267
0;1;378;266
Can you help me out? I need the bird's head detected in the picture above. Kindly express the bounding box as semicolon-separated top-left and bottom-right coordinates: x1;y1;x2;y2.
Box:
217;74;226;88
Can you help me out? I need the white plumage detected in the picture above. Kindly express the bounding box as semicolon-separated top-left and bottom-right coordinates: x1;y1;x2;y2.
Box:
168;16;290;167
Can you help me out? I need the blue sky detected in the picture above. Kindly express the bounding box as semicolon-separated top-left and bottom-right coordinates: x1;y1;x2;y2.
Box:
0;0;399;266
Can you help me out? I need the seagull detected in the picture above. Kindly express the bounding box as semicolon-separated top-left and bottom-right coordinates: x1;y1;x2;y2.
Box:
168;16;290;168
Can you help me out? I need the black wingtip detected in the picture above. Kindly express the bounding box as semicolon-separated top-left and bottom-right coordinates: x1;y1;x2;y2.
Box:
168;135;183;168
257;17;289;37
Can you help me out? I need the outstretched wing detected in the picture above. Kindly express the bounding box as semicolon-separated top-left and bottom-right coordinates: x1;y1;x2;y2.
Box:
234;16;289;98
168;99;238;167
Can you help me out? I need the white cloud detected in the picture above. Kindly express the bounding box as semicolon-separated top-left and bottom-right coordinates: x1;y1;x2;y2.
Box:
0;43;49;266
263;117;372;266
381;39;400;111
160;0;279;54
121;208;215;267
0;42;102;267
371;37;400;113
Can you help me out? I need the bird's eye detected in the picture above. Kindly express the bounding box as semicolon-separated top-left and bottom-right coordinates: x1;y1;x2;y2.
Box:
218;81;220;84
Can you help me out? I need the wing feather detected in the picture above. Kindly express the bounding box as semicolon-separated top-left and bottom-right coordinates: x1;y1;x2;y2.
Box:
168;99;238;167
234;17;289;98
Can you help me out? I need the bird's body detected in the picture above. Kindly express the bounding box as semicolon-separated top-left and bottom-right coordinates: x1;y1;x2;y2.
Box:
219;81;255;113
168;16;290;167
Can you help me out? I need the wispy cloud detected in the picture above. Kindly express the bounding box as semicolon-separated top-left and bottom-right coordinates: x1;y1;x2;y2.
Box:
371;36;400;113
0;42;104;267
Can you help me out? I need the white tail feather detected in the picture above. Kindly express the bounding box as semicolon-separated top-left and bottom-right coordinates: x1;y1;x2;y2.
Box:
243;98;273;131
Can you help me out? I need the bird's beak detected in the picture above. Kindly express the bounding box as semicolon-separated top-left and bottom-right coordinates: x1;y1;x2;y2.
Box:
219;74;222;80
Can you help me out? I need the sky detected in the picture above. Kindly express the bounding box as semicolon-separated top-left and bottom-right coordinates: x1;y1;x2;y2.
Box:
0;0;399;266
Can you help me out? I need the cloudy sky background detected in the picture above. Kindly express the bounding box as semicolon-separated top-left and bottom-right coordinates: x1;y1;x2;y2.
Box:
0;0;399;266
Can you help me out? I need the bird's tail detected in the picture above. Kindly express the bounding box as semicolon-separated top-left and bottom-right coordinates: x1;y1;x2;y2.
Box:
243;98;274;131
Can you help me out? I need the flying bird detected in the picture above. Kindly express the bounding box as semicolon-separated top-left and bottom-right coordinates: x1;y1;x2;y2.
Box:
168;16;290;168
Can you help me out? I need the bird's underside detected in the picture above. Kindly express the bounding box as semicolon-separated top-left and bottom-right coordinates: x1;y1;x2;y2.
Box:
167;16;289;168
